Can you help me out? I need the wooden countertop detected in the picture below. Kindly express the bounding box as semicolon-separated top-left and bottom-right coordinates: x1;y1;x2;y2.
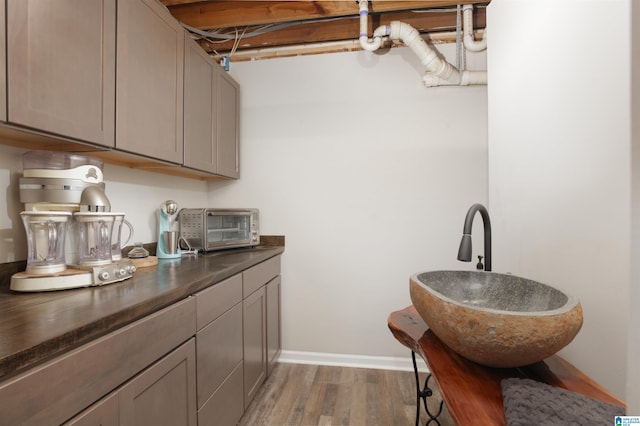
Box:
0;245;284;381
388;305;625;425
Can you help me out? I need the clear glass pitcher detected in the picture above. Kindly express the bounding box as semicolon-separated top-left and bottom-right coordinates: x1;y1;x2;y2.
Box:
21;211;71;275
74;212;116;266
111;213;134;261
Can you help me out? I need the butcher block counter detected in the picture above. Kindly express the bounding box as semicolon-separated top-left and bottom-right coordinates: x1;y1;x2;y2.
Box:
0;244;284;381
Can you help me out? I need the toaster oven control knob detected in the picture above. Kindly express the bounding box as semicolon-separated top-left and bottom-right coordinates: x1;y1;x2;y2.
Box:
98;270;110;281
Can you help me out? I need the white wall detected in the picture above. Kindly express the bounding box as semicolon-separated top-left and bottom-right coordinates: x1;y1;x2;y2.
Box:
210;45;488;362
102;164;208;243
0;43;488;366
488;0;630;399
0;145;29;262
0;144;210;262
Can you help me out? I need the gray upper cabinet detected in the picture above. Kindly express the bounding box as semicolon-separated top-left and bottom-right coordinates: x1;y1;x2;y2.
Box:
184;35;240;178
0;0;240;180
116;0;184;163
6;0;116;146
217;69;240;178
184;36;217;174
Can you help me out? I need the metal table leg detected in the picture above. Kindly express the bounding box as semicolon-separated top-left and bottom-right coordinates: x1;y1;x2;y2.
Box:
412;351;444;426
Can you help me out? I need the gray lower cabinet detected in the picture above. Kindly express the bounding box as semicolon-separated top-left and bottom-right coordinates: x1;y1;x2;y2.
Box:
242;255;281;408
243;285;267;408
196;255;282;420
0;256;281;426
0;298;196;426
65;392;119;426
195;274;244;426
67;339;197;426
0;0;6;122
266;275;282;375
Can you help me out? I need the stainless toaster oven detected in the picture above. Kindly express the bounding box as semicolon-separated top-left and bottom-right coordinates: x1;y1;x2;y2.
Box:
178;208;259;252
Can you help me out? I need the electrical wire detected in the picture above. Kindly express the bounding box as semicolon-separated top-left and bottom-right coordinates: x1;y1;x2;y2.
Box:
181;5;488;60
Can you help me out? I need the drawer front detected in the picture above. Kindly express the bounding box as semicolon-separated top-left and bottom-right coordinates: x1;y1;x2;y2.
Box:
243;255;281;297
196;302;243;408
0;297;196;426
197;362;244;426
196;273;242;330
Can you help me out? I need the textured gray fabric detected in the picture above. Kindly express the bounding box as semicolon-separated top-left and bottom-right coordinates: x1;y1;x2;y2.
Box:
501;378;625;426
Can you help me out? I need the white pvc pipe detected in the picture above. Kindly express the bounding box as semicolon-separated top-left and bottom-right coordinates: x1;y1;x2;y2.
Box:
388;21;458;86
357;1;486;87
359;0;385;51
462;4;487;52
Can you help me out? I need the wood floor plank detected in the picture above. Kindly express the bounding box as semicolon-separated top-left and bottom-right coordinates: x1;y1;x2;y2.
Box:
239;362;456;426
329;370;354;425
299;381;326;425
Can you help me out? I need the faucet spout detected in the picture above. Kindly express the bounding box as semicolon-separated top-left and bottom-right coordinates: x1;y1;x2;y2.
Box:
457;203;492;271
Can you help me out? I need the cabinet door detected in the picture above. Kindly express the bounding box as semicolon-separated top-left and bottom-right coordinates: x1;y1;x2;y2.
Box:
116;0;184;163
243;286;266;408
0;0;6;122
216;69;240;178
65;392;119;426
266;276;282;375
196;302;243;409
7;0;116;146
198;363;244;426
119;339;197;426
184;36;217;173
0;297;195;426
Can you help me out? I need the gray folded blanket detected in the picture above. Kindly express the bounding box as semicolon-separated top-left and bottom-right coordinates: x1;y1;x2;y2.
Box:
501;378;625;426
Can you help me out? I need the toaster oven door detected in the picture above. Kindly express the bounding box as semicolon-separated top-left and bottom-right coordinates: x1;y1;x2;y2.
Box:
206;211;253;249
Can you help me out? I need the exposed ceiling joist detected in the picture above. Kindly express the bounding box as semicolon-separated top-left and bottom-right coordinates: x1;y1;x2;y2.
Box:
160;1;489;61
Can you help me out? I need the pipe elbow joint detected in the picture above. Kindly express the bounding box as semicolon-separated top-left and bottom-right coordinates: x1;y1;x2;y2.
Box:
464;33;487;52
462;4;487;52
359;35;382;51
459;70;488;86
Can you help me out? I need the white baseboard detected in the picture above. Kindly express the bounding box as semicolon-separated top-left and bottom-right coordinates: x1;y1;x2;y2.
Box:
277;350;429;373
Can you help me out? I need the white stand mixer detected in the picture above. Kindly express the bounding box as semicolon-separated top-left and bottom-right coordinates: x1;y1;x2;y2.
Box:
11;151;136;292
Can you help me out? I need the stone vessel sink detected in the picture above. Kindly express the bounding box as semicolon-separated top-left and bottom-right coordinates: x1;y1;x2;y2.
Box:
409;270;583;368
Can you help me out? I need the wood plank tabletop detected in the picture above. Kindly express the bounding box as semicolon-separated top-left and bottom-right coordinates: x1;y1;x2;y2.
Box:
388;305;626;426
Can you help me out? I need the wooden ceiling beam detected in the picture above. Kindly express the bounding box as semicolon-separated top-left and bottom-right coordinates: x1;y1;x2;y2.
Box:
163;0;488;29
194;8;485;54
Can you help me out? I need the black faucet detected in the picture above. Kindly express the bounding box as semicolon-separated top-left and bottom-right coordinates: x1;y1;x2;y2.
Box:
457;203;492;272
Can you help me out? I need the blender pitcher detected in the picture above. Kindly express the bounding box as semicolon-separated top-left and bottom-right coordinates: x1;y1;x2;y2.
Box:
111;213;134;261
74;212;116;266
22;211;71;275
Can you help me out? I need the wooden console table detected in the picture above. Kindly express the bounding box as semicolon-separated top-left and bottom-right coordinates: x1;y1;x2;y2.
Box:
388;305;625;425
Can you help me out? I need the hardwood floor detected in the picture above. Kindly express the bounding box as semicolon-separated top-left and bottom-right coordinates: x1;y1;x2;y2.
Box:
239;363;455;426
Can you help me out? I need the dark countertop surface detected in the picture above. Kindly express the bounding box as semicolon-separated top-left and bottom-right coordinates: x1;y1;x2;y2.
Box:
0;244;284;381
